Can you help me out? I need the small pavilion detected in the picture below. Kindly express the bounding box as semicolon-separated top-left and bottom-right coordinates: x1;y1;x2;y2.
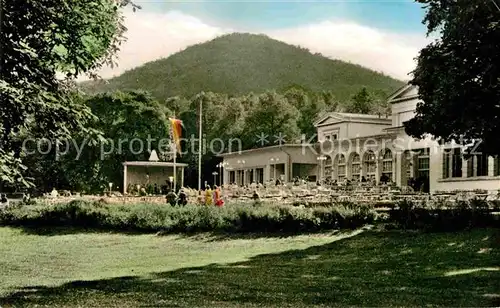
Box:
122;150;188;194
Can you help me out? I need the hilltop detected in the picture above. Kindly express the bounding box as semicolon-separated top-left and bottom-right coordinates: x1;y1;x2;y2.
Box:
82;33;404;101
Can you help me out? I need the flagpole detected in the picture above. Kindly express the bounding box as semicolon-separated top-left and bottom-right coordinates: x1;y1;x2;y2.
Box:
173;112;177;193
198;96;203;191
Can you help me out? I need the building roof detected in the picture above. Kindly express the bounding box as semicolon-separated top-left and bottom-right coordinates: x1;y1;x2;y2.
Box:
387;84;419;104
218;144;314;157
314;112;391;127
123;161;188;167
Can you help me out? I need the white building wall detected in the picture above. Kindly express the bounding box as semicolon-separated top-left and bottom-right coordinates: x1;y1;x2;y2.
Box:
222;146;319;185
317;122;391;141
317;124;342;141
434;176;500;193
392;100;418;127
346;122;391;139
432;153;500;193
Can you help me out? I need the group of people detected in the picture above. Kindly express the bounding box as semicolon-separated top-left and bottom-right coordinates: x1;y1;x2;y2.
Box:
165;188;188;206
197;185;224;206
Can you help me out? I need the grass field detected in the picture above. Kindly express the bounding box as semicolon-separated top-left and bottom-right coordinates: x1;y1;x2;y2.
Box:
1;227;499;307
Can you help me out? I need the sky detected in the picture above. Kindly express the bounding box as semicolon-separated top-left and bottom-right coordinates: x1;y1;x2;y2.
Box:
94;0;432;81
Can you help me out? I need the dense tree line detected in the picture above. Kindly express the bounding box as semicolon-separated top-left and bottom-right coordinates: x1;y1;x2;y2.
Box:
14;86;387;193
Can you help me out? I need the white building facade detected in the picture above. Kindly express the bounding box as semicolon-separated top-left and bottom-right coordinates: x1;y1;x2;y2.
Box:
316;84;500;193
220;84;500;193
220;144;319;186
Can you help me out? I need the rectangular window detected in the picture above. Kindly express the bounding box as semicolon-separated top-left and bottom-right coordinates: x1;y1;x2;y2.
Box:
442;152;450;178
323;129;339;142
417;170;429;178
495;156;500;176
467;156;474;177
467;154;489;177
477;155;488;176
418;157;429;170
416;148;430;179
417;158;429;178
452;148;463;178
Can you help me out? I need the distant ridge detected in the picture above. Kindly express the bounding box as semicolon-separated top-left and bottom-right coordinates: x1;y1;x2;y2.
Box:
81;33;405;101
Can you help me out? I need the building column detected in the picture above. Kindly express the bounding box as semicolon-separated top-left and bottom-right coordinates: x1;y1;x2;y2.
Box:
375;159;381;185
265;164;271;182
243;170;247;186
395;152;403;187
284;163;289;183
223;169;229;185
181;167;184;188
123;164;127;195
253;168;257;183
488;156;495;176
462;156;468;178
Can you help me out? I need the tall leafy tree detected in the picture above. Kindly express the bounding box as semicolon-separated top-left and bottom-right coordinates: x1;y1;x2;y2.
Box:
244;91;301;147
284;88;325;139
0;0;133;187
318;90;339;112
345;87;373;114
405;0;500;155
49;91;171;193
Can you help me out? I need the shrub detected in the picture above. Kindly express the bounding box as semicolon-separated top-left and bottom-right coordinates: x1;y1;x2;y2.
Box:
389;198;499;231
0;200;377;234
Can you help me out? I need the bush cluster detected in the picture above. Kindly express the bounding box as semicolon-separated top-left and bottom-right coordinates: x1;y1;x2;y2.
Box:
389;198;500;231
0;200;377;234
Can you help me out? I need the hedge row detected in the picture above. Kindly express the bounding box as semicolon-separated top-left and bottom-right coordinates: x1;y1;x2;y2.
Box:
388;198;500;231
0;200;377;234
1;199;498;234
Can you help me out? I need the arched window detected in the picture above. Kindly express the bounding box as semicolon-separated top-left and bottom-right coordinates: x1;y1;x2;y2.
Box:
326;156;332;166
381;149;393;181
335;154;346;181
350;153;361;181
363;150;376;180
325;156;333;179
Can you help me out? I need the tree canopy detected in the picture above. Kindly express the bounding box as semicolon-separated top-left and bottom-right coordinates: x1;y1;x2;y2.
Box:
346;87;373;114
21;90;172;193
0;0;131;187
405;0;500;155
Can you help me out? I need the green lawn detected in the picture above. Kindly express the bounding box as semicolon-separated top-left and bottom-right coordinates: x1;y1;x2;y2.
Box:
1;227;499;307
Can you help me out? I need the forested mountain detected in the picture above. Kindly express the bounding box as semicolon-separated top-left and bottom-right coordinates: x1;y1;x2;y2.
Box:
81;33;404;102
